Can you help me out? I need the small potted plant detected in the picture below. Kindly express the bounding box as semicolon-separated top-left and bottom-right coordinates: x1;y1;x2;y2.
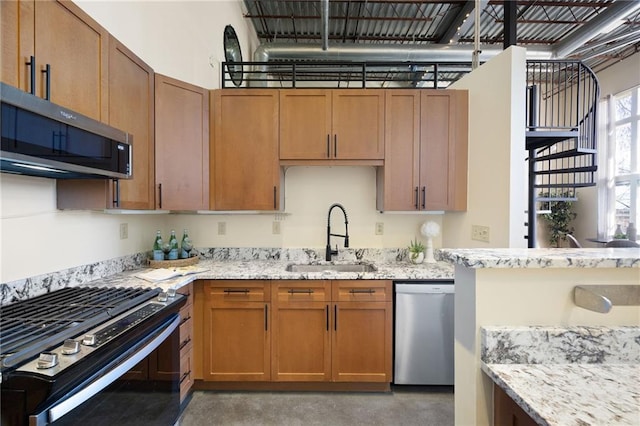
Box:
408;238;425;264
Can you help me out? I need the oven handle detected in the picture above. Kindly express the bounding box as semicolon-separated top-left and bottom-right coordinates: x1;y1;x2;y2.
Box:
35;314;181;425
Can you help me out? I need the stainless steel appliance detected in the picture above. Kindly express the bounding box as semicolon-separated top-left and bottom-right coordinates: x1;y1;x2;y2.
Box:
0;82;131;179
394;281;454;385
0;286;185;425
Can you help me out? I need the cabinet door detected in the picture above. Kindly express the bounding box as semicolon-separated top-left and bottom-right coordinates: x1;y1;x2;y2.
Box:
420;90;468;211
332;301;392;383
57;36;155;210
203;301;270;381
271;280;331;382
1;0;21;88
332;90;384;159
279;90;332;160
212;89;280;210
155;74;209;210
107;36;155;209
377;90;421;211
202;281;270;381
33;0;109;121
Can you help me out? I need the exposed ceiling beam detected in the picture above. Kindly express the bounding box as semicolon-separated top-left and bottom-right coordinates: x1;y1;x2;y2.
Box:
437;0;475;43
244;14;434;22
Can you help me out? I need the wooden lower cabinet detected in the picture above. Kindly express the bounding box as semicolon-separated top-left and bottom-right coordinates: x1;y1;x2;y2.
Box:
493;384;538;426
271;281;332;382
201;280;271;381
194;279;392;387
177;284;194;402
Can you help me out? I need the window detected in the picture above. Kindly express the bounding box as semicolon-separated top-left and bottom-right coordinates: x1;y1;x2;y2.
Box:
599;86;640;238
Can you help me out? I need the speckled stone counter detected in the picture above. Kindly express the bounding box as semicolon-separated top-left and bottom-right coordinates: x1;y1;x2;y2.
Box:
481;326;640;426
439;247;640;269
0;247;453;305
438;248;639;426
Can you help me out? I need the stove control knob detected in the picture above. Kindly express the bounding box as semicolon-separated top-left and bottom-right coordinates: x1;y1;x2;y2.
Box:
37;352;58;369
158;292;168;302
167;288;177;299
82;334;97;346
62;339;80;355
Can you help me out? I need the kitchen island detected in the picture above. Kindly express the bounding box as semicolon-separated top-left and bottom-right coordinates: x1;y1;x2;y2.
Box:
439;248;639;426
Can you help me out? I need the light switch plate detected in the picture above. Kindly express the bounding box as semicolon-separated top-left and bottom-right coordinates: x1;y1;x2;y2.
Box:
375;222;384;235
119;223;128;240
218;222;227;235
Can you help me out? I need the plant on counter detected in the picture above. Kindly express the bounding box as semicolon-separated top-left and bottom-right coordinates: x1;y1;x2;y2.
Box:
408;238;426;264
540;191;577;247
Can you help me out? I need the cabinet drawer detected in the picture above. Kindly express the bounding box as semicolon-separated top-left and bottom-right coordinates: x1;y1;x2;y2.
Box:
179;303;192;324
205;280;270;303
273;280;331;303
333;280;392;302
179;318;193;356
179;351;193;403
177;283;193;305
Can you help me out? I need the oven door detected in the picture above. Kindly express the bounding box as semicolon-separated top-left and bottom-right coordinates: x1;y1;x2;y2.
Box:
31;314;181;426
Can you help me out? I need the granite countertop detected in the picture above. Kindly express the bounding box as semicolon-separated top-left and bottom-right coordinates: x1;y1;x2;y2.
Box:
481;326;640;426
95;258;455;292
439;247;640;269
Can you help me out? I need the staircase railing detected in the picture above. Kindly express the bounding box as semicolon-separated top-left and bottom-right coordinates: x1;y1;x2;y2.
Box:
525;60;600;247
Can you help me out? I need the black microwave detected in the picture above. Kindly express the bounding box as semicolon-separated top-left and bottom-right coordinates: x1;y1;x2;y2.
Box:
0;82;132;180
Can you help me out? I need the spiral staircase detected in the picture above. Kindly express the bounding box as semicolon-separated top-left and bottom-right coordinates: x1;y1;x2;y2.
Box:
525;60;600;247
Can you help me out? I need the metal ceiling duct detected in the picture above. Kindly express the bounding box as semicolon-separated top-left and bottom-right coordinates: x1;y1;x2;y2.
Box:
248;0;639;86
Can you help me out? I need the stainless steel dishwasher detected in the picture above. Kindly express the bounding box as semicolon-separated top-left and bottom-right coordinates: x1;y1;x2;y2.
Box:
394;281;454;385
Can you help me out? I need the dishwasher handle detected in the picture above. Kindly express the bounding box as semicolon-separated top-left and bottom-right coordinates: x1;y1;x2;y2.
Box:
395;283;454;294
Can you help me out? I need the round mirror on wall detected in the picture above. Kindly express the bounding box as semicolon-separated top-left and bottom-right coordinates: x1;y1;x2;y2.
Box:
223;25;243;87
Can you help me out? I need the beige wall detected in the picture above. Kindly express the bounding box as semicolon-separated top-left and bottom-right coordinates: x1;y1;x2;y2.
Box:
444;46;528;249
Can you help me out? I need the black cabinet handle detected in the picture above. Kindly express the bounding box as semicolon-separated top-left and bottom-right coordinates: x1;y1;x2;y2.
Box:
265;304;268;331
273;186;277;209
42;63;51;100
334;134;337;157
414;187;419;210
179;337;191;350
26;56;36;95
326;305;329;331
179;370;191;384
112;179;120;208
224;288;250;294
421;186;426;209
288;289;314;294
326;134;330;158
334;305;337;331
158;183;162;209
349;288;376;294
179;315;191;326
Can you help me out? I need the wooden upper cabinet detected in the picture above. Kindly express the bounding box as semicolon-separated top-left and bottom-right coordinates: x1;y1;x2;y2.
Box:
107;36;155;209
1;0;108;121
57;36;155;210
377;90;421;211
212;89;280;211
420;90;468;211
378;89;468;212
279;89;384;161
280;90;332;159
331;90;384;160
155;74;209;210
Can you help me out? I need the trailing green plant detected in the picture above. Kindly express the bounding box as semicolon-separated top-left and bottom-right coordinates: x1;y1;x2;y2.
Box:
408;238;425;260
540;192;577;247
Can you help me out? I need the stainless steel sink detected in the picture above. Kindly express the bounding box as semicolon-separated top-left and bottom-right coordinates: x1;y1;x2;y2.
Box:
285;263;377;273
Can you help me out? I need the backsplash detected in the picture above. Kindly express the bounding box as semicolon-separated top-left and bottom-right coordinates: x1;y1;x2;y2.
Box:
0;247;412;305
482;325;640;364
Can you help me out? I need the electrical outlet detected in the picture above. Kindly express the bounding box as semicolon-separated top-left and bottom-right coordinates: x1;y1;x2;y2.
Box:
119;223;128;240
471;225;490;243
218;222;226;235
272;221;281;235
375;222;384;235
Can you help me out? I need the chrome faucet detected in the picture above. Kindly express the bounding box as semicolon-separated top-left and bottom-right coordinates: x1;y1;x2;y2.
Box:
326;203;349;261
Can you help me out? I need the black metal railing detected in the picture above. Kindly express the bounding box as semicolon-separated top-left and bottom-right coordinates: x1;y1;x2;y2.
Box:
221;61;473;88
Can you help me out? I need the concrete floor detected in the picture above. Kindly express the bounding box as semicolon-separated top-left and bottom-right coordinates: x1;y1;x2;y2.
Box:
178;386;453;426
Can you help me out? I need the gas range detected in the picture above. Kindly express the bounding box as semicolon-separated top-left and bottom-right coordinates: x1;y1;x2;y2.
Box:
0;286;186;425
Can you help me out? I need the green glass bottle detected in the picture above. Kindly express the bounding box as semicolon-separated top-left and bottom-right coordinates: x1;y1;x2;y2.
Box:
152;230;164;261
180;229;190;259
168;230;179;260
